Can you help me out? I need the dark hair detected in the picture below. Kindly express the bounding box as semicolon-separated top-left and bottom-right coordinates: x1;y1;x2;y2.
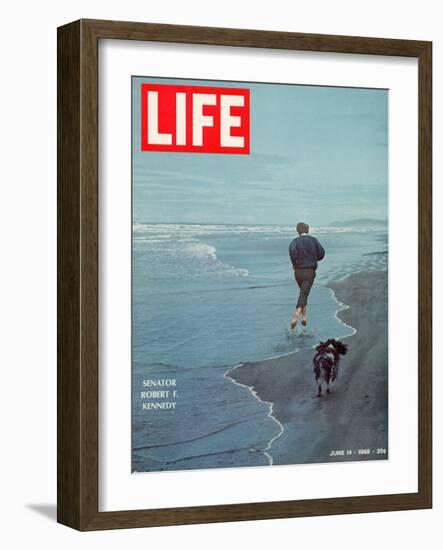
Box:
296;222;309;235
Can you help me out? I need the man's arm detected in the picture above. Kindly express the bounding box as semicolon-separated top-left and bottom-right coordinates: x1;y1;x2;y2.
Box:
315;239;325;261
289;240;298;267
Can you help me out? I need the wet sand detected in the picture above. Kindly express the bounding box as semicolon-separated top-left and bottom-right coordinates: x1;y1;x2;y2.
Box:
227;270;388;465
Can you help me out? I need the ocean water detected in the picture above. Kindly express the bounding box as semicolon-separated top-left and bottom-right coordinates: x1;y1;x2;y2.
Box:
132;223;388;472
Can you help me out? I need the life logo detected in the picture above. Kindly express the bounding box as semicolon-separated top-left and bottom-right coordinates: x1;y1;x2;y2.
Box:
140;83;250;154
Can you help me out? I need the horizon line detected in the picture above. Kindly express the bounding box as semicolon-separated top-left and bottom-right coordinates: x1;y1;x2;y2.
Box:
133;219;388;227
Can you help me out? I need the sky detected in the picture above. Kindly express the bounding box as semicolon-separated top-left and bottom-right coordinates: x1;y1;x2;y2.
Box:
132;76;388;226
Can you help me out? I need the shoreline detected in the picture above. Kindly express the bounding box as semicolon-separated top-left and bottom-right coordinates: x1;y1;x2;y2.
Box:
326;286;357;341
223;366;284;465
226;269;388;466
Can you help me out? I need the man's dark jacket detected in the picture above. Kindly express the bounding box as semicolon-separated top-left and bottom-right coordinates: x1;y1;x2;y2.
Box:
289;234;325;270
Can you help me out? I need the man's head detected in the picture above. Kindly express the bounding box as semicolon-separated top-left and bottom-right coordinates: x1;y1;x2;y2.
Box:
296;222;309;235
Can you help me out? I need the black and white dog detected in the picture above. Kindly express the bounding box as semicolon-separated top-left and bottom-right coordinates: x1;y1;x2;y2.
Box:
313;339;348;397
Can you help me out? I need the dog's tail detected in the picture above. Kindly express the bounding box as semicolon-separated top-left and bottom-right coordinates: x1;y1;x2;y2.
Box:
333;340;348;356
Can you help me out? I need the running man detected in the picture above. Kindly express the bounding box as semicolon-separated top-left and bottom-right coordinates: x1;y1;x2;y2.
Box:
289;222;325;328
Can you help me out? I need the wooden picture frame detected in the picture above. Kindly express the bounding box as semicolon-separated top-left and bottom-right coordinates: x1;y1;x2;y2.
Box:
57;19;432;530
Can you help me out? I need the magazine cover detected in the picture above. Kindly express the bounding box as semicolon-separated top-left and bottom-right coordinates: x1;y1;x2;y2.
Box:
131;76;388;473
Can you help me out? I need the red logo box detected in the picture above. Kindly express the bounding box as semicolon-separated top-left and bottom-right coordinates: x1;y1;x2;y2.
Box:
140;83;250;154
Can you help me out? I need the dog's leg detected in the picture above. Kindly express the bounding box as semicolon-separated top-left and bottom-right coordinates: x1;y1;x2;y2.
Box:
317;382;322;397
326;381;330;394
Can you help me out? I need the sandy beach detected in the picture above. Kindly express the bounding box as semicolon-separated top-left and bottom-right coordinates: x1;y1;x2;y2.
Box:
227;269;388;465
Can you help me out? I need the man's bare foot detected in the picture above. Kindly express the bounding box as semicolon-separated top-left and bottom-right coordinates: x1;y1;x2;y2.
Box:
301;319;307;326
291;318;297;329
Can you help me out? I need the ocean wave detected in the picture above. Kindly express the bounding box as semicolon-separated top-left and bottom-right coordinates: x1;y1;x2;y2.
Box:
184;241;248;277
185;241;217;261
133;222;385;241
134;234;248;279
